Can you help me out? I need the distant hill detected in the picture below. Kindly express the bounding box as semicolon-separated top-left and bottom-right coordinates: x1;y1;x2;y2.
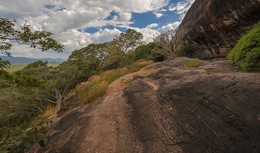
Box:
0;56;65;64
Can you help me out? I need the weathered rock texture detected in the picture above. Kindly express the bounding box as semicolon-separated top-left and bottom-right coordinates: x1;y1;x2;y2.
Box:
176;0;260;59
29;58;260;153
125;58;260;153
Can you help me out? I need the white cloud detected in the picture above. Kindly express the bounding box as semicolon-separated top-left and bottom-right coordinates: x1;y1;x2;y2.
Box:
168;0;195;15
146;23;159;29
8;28;122;59
120;25;160;43
0;0;194;59
137;28;160;42
153;12;164;18
160;21;181;33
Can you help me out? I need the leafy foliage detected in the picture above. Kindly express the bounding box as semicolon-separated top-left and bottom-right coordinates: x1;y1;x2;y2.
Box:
0;18;63;53
130;42;165;62
109;29;144;66
175;42;191;57
0;59;10;70
0;18;64;70
228;22;260;70
0;119;48;153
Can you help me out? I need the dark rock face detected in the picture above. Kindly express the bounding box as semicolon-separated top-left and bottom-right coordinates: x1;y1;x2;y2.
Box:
30;58;260;153
177;0;260;59
124;58;260;153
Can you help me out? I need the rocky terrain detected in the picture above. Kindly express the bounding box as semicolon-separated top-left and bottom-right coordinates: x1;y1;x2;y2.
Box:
175;0;260;58
31;58;260;153
27;1;260;152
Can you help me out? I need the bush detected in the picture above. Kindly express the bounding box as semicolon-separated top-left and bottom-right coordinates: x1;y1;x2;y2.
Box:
228;22;260;70
0;119;48;153
175;42;191;57
131;43;165;62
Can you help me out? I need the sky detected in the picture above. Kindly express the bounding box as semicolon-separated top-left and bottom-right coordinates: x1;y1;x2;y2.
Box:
0;0;195;59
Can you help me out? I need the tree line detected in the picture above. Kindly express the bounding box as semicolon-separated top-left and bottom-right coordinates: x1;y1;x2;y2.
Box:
0;18;167;152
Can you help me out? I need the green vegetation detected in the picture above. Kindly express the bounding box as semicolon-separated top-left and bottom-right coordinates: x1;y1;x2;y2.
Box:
186;58;202;68
77;60;153;104
0;27;165;152
228;22;260;70
129;42;165;62
0;119;48;153
6;64;27;72
0;18;64;70
175;42;191;57
6;63;59;73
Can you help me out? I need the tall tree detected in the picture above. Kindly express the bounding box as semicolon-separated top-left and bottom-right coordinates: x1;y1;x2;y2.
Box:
109;29;143;66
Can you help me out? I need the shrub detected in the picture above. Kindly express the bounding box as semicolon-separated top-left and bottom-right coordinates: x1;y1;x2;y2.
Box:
175;42;191;57
131;43;165;62
228;22;260;70
186;58;202;67
0;119;48;153
77;60;153;104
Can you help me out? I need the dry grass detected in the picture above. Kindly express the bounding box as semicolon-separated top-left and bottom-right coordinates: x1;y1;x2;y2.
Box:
142;68;157;78
186;58;202;68
76;60;153;104
41;106;55;119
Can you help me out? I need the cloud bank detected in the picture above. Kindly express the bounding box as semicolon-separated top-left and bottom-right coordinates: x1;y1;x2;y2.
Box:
0;0;195;59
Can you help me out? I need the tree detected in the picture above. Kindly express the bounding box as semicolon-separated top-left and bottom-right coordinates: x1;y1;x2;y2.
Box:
112;29;143;52
43;64;82;111
154;28;186;58
109;29;143;66
0;18;64;70
131;42;165;62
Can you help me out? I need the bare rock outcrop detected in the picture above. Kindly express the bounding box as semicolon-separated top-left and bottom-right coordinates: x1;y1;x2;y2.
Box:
124;58;260;153
31;58;260;153
176;0;260;59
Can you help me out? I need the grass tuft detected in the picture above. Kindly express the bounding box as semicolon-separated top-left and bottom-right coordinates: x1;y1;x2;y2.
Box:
186;58;202;68
41;106;55;119
76;60;152;104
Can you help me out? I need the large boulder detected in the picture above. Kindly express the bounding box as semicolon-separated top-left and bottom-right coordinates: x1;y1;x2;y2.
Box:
176;0;260;59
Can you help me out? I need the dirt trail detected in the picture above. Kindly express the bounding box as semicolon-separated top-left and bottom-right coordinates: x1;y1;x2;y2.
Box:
33;63;159;153
31;58;260;153
105;62;159;95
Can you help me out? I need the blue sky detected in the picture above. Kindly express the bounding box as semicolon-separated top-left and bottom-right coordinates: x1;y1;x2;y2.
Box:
0;0;195;59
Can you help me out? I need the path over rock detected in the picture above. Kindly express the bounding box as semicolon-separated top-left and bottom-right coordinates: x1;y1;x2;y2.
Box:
32;58;260;153
33;63;158;153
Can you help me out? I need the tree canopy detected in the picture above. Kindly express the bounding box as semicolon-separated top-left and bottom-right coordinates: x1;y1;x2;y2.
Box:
0;18;64;70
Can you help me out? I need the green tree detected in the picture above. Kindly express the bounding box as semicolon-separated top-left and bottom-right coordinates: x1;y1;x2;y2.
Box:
0;18;64;70
109;29;143;66
131;42;165;61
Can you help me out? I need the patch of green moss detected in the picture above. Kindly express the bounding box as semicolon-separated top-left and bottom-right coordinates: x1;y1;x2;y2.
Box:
186;58;202;68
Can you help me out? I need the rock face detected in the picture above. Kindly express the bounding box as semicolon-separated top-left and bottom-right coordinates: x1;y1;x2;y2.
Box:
125;58;260;153
176;0;260;59
30;58;260;153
